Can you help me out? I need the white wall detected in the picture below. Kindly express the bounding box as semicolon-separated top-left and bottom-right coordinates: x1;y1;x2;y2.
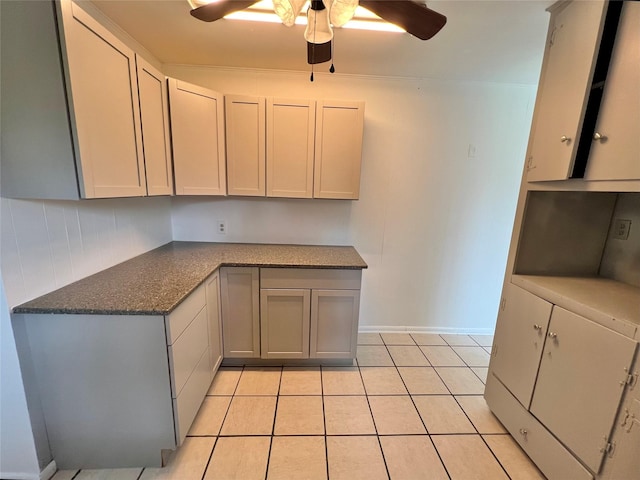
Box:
167;66;536;333
0;196;172;479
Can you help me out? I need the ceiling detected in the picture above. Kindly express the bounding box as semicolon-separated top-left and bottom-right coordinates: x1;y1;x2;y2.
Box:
89;0;552;84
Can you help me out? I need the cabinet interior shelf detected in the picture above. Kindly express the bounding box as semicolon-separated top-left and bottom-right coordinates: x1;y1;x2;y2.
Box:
511;274;640;338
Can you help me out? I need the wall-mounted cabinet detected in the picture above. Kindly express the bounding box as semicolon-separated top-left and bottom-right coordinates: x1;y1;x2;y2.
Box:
526;0;640;187
0;0;173;200
225;95;266;196
169;79;226;196
223;95;364;200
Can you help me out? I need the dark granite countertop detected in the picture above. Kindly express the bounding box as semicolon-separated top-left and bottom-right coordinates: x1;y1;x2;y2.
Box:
13;242;367;316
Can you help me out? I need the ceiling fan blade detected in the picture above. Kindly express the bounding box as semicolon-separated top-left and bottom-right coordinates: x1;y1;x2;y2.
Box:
358;0;446;40
190;0;259;22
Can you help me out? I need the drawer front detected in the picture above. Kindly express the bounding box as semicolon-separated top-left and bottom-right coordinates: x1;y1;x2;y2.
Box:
173;347;211;445
485;373;593;480
165;284;206;344
260;268;361;290
168;306;209;397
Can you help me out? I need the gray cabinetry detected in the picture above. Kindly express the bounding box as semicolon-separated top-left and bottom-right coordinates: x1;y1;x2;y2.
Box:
220;267;261;358
259;268;362;360
491;284;552;408
530;307;637;474
206;271;223;375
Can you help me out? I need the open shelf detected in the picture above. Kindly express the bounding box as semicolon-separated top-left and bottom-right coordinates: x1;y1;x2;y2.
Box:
512;274;639;339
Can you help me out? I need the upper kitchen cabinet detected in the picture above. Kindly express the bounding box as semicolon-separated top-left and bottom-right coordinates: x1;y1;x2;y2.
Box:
0;0;177;199
136;56;174;196
584;2;640;182
225;95;266;196
526;0;609;182
169;79;227;196
314;100;365;199
266;98;316;199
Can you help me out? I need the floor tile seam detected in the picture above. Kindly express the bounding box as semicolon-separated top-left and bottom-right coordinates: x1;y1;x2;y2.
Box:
263;435;274;480
136;467;144;480
478;430;513;479
425;433;453;480
385;343;432;436
200;436;218;480
451;394;482;436
319;365;331;477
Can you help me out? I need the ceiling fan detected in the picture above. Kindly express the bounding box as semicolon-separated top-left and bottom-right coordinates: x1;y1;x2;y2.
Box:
188;0;447;67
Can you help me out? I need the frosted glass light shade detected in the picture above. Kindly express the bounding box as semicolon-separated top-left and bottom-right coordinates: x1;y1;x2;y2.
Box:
273;0;308;26
327;0;358;27
187;0;216;9
304;7;333;43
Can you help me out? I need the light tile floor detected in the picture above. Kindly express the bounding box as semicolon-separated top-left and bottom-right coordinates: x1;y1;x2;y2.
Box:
52;333;546;480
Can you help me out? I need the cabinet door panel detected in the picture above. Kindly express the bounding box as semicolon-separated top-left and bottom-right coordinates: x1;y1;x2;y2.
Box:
527;0;607;182
226;95;265;196
585;2;640;181
491;284;552;408
220;267;260;358
61;1;146;198
205;271;223;376
267;98;315;198
136;56;173;195
530;307;637;474
314;100;364;199
310;290;359;359
260;289;310;359
169;79;226;195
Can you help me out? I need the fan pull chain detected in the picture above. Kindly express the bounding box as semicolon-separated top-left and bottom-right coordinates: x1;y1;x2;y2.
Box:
330;35;335;73
310;4;316;82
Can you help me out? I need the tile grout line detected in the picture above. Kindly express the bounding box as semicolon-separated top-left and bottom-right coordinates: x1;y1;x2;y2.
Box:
264;366;284;479
319;365;330;480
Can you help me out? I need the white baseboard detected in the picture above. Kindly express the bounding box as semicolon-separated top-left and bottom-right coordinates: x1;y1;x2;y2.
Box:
0;461;55;480
40;461;57;480
358;325;495;335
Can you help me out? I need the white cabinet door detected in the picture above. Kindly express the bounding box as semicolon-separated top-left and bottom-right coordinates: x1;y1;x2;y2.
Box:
220;267;260;358
225;95;266;196
490;284;552;409
527;0;607;182
260;289;311;359
169;79;226;195
136;56;173;196
266;98;315;198
530;307;637;474
205;271;223;377
310;289;359;359
314;100;364;199
585;2;640;181
59;0;146;198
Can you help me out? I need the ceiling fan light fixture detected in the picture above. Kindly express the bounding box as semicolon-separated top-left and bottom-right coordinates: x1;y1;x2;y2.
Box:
273;0;307;27
304;6;333;44
187;0;220;10
327;0;358;28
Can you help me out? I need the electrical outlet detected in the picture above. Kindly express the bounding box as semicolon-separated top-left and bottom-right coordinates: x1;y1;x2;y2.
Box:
611;219;631;240
217;220;227;235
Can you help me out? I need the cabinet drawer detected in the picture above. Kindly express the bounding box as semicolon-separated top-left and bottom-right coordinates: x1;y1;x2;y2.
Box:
168;306;209;397
485;373;593;480
173;347;211;445
165;285;206;344
260;268;361;290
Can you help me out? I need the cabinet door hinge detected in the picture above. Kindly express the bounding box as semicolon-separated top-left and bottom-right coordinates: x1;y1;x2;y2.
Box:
599;437;615;457
621;369;638;388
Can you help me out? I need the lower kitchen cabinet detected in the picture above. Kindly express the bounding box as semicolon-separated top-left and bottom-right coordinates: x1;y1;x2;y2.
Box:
530;307;637;474
256;268;362;360
491;283;552;408
310;289;360;359
15;273;223;468
220;267;261;358
487;284;639;479
260;288;311;359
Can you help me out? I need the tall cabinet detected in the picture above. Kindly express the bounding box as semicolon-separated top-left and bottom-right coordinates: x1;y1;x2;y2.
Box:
486;2;640;480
